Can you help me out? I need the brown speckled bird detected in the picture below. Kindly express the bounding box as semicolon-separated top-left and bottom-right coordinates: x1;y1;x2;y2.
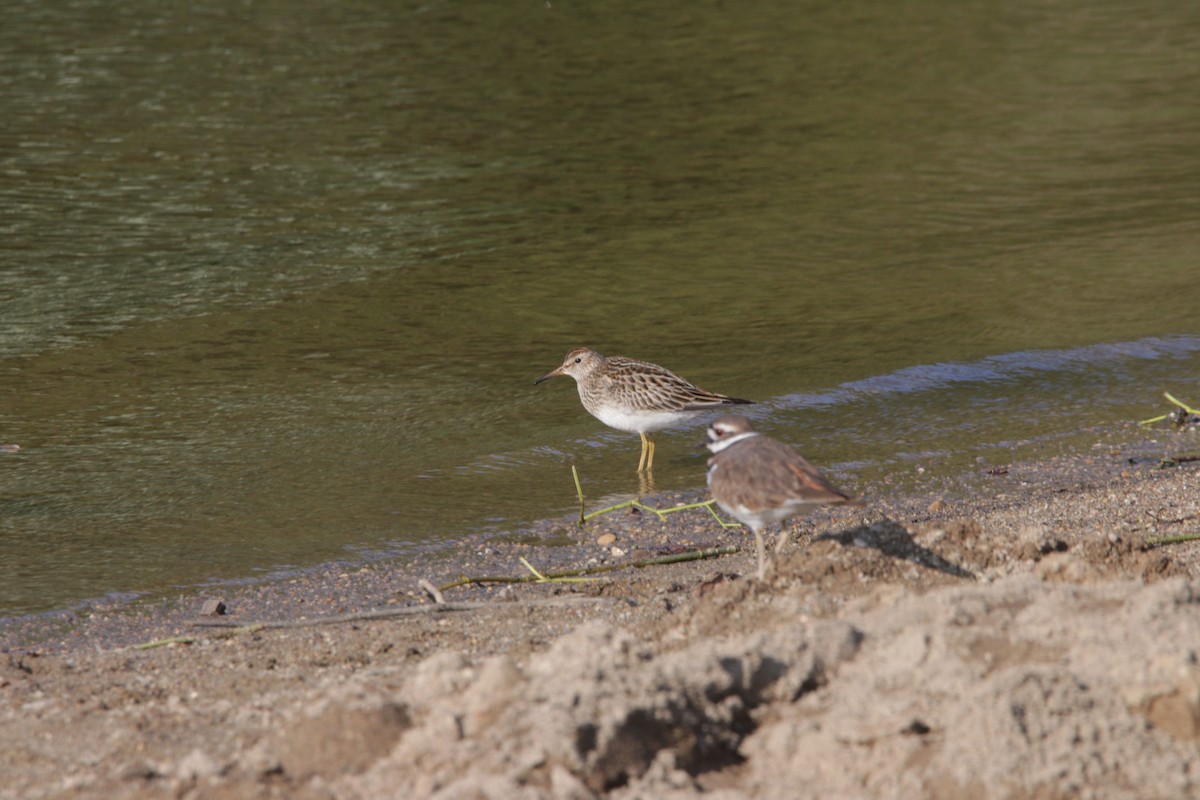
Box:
535;347;752;472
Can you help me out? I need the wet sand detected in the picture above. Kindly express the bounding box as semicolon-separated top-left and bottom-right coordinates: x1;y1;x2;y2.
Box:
2;424;1200;799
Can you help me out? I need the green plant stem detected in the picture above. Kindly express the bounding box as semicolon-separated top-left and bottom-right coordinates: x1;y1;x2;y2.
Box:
1164;392;1200;416
1158;452;1200;468
1140;392;1200;425
134;635;196;650
581;496;741;528
572;464;586;524
1145;533;1200;547
134;623;265;650
570;465;740;528
517;555;594;583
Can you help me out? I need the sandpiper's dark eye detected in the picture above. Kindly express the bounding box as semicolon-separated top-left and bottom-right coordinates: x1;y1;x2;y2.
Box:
574;357;582;364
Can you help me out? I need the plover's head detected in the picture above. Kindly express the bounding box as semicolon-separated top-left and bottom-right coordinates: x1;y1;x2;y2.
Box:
704;414;758;453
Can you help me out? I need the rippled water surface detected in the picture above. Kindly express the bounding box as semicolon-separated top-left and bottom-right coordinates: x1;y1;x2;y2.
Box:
3;0;1200;616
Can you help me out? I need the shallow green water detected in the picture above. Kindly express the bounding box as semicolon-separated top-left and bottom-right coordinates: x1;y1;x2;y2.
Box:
3;0;1200;616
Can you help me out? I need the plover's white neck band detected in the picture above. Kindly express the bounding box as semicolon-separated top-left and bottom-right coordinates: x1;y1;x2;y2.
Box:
707;431;759;453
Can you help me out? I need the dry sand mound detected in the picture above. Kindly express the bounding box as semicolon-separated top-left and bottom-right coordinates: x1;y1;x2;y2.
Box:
274;576;1199;800
2;437;1199;799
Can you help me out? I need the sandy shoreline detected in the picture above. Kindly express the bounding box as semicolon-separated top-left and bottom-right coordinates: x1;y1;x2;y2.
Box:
3;424;1200;799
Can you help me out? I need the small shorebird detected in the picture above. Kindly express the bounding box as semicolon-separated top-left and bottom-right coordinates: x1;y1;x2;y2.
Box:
704;414;860;580
535;347;752;473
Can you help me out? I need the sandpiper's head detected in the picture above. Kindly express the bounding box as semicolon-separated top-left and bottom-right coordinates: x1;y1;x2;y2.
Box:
534;347;604;385
704;414;758;453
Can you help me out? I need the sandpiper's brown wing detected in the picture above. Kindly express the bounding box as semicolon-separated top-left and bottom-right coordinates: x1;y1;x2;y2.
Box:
604;356;752;412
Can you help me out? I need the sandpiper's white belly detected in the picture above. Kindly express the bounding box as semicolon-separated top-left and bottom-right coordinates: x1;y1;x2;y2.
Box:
589;403;697;435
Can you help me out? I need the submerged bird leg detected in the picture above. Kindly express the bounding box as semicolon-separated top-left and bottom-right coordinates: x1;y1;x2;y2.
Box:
637;470;656;498
636;432;650;473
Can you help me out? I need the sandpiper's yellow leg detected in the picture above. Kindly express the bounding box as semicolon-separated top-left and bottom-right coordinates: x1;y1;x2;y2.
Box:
645;433;657;472
636;432;650;472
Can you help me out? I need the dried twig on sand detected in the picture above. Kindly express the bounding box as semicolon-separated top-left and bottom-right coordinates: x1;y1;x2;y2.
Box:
186;596;615;635
437;545;739;593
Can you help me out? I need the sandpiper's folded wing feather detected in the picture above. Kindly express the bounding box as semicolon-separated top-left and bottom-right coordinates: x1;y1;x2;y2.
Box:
602;356;752;411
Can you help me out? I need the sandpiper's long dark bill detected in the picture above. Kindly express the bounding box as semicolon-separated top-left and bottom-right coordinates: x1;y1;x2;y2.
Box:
535;347;752;473
704;414;861;580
